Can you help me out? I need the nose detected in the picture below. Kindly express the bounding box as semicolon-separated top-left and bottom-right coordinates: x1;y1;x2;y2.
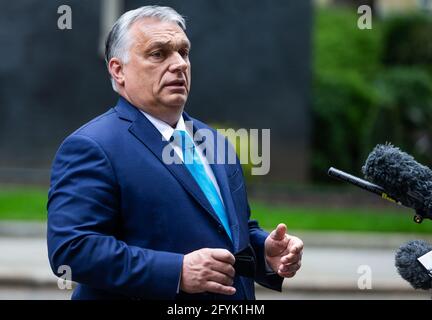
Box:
168;52;188;73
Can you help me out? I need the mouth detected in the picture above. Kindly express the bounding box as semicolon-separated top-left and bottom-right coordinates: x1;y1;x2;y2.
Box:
164;79;186;89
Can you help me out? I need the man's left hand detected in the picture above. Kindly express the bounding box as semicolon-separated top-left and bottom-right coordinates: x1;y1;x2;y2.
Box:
264;223;303;278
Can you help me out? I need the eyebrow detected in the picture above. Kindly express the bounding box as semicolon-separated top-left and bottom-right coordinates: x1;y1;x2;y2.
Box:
146;40;191;51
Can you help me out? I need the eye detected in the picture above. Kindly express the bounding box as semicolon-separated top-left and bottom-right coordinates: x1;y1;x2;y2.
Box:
179;48;190;58
150;50;164;59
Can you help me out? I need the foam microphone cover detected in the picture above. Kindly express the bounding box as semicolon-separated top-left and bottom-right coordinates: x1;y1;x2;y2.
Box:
395;240;432;290
362;143;432;210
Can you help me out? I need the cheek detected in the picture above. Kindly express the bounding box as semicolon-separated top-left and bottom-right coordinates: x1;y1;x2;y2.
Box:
124;63;142;85
127;60;155;84
133;67;158;92
153;71;166;91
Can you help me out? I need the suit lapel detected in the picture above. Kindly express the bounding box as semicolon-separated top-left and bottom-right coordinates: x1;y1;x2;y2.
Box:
115;98;235;246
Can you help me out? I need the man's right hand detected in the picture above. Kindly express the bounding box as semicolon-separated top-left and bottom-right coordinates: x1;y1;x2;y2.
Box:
180;248;236;295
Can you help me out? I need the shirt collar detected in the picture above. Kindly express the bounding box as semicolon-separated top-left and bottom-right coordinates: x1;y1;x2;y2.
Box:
139;110;187;141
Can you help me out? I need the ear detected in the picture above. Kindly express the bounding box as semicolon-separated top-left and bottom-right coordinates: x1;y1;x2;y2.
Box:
108;58;125;88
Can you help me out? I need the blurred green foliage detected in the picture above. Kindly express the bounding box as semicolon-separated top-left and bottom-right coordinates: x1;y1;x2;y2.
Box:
0;186;47;220
369;67;432;166
250;201;432;234
312;8;432;181
382;14;432;66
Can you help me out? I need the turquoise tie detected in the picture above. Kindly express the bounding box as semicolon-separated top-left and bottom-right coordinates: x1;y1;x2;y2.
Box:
173;130;232;241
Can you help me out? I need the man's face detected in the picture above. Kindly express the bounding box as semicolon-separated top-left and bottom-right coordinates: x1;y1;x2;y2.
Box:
120;18;191;114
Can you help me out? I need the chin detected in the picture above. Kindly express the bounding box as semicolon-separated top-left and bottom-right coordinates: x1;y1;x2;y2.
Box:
164;95;188;108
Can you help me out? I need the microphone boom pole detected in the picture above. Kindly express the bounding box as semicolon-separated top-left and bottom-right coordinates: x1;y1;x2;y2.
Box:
327;167;428;223
327;167;401;204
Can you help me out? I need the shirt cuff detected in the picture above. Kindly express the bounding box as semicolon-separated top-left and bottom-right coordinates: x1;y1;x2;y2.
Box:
177;275;181;293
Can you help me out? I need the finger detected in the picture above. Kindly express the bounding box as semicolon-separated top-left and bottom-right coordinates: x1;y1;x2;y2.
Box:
211;249;235;265
210;260;236;278
279;262;301;273
205;281;236;295
208;271;234;286
281;253;302;265
288;238;304;253
271;223;287;241
278;270;296;278
267;238;289;256
291;245;303;254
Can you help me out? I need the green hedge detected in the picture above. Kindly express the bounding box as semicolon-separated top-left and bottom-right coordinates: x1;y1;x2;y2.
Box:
311;8;432;181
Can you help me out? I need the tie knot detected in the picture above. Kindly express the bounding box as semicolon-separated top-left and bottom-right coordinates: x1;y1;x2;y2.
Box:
172;130;195;150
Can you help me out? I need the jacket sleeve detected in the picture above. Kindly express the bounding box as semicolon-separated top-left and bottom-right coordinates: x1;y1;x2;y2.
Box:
47;133;184;299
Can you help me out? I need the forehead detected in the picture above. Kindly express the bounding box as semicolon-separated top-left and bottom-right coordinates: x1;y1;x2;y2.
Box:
130;18;190;47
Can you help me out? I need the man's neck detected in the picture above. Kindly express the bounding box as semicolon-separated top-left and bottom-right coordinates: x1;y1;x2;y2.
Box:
120;94;183;127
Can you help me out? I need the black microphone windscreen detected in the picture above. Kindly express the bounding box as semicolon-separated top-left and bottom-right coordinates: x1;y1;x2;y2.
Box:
395;240;432;290
362;143;432;210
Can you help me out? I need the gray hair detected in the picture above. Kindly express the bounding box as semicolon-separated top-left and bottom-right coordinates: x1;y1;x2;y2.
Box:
105;5;186;92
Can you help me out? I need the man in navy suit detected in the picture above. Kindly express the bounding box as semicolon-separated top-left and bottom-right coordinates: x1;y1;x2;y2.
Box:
47;5;303;300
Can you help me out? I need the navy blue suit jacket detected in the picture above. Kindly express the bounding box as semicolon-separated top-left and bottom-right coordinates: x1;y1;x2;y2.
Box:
47;97;283;300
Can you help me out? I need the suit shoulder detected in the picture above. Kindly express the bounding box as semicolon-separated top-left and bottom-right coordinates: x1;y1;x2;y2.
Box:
54;108;124;157
63;107;128;144
72;108;119;136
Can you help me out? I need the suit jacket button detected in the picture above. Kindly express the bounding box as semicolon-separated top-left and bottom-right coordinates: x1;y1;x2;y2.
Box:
217;225;223;233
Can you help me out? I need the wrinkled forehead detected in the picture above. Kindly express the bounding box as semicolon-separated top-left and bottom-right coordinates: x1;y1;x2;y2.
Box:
130;17;190;49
